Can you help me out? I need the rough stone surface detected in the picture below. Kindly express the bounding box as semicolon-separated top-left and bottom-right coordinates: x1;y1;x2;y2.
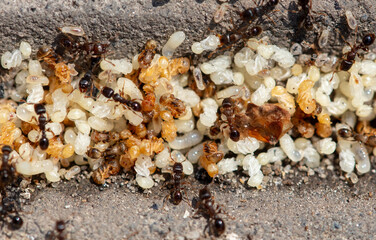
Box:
1;173;376;240
1;0;376;57
1;1;376;239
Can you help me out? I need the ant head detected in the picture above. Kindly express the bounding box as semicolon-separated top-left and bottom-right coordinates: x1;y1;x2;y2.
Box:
34;104;46;115
10;215;23;230
94;43;109;55
56;220;66;233
172;191;183;205
362;33;375;46
199;187;211;200
129;101;142;112
1;145;12;155
250;26;263;37
229;128;240;142
213;217;225;236
222;98;233;108
173;162;183;174
270;0;279;6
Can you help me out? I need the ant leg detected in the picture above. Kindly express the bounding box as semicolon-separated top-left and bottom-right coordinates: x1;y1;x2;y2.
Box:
162;193;171;211
335;28;353;48
182;189;192;207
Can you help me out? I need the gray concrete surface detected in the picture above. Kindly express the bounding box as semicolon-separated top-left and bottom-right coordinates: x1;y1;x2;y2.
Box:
1;0;376;239
2;172;376;240
1;0;376;57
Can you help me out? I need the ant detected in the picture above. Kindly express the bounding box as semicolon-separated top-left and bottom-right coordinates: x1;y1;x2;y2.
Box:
45;220;67;240
297;0;314;30
58;28;109;61
339;32;375;71
239;0;279;25
211;97;292;144
164;161;185;205
208;25;263;58
162;149;190;206
338;122;376;147
210;97;243;142
101;86;142;112
34;104;49;150
193;186;229;237
0;145;23;230
295;0;326;30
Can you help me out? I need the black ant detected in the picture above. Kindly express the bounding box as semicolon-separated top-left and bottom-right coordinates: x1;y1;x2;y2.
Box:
59;31;109;60
165;162;185;205
45;220;67;240
193;186;228;237
339;32;375;71
239;0;279;24
162;149;190;206
0;145;23;230
208;26;263;58
34;104;49;150
297;0;314;30
101;86;142;112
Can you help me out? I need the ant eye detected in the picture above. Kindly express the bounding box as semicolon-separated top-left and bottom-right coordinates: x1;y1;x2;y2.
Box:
2;145;12;154
230;129;240;142
251;26;262;36
130;102;142;112
362;34;375;46
10;216;23;230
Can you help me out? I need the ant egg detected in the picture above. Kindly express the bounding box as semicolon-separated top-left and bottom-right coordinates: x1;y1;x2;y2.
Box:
318;29;329;49
61;26;86;36
345;10;357;30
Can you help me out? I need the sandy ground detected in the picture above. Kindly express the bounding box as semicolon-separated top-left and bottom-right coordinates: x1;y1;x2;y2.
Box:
1;0;376;239
1;170;375;240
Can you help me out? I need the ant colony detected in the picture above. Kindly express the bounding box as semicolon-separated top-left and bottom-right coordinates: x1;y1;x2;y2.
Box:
1;0;376;236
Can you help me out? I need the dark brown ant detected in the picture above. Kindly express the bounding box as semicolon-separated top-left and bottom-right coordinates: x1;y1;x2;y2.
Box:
0;145;15;196
193;186;227;237
297;0;314;30
295;0;326;31
0;145;23;230
45;220;67;240
57;28;110;69
239;0;279;24
218;26;263;47
101;86;142;112
34;104;49;150
165;162;185;205
208;25;263;59
59;32;109;60
339;33;375;71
